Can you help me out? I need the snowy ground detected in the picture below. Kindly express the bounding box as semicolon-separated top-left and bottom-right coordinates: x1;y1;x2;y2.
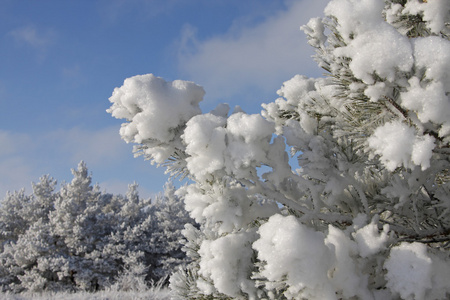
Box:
0;288;172;300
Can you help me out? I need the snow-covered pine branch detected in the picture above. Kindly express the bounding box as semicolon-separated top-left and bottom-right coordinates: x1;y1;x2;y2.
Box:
108;0;450;299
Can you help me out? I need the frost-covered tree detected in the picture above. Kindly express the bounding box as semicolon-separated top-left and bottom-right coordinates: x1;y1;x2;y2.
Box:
150;182;194;282
0;175;57;252
0;162;192;293
108;0;450;299
0;175;59;291
106;181;193;286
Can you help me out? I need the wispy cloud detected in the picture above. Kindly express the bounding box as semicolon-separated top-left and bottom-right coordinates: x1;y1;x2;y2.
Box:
0;130;36;195
0;156;35;196
9;25;56;60
177;0;328;104
101;0;180;23
0;127;132;197
0;125;158;199
48;126;130;167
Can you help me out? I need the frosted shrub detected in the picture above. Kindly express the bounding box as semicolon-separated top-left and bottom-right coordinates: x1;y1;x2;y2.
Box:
0;163;193;293
109;0;449;299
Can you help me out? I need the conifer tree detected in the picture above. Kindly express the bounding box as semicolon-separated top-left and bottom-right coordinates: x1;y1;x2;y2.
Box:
109;0;450;299
0;162;193;293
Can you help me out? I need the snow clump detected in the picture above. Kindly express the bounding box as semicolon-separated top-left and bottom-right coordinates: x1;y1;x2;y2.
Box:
107;74;204;164
368;121;435;171
384;242;432;300
253;214;335;300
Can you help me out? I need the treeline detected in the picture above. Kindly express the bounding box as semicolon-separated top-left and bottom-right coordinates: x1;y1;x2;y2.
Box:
0;161;193;293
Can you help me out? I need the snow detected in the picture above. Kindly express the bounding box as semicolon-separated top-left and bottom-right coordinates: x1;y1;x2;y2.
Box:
225;112;274;172
364;82;387;102
429;252;450;300
368;121;435;171
331;7;413;85
276;75;316;107
108;74;204;164
183;113;227;181
182;111;275;182
413;37;450;89
411;134;435;170
182;181;278;236
104;0;450;299
401;78;450;126
302;18;326;48
209;103;230;118
324;0;385;41
384;242;432;300
404;0;450;34
353;217;389;258
253;214;335;300
227;113;274;144
325;226;370;299
198;232;257;299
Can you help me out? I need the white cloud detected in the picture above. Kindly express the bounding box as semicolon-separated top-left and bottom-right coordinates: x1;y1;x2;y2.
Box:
177;0;328;104
9;25;55;50
101;0;180;23
0;130;17;156
8;25;56;62
0;157;35;197
0;130;36;196
0;126;171;200
0;127;132;198
46;126;130;167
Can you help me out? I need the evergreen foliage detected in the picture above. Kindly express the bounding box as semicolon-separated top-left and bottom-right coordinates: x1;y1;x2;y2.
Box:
108;0;450;299
0;162;193;293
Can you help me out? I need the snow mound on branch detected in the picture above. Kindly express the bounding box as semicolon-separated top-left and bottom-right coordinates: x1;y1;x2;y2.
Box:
325;225;370;299
353;218;389;258
324;0;385;40
368;121;435;171
253;214;335;300
107;74;204;163
404;0;450;35
413;37;450;89
328;0;413;84
182;112;275;182
385;242;450;300
182;182;278;236
401;77;450;127
198;231;257;298
183;113;227;179
385;242;432;300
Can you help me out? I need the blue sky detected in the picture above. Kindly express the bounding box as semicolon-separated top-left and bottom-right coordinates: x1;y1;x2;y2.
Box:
0;0;327;198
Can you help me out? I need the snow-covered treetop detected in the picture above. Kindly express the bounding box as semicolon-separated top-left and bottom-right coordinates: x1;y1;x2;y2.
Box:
108;1;450;299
